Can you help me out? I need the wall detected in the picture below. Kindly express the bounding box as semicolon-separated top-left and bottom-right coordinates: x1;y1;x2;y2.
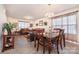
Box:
32;17;51;32
0;5;7;49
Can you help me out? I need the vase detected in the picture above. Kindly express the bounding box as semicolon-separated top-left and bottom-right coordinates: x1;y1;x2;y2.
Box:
3;29;8;35
11;28;16;34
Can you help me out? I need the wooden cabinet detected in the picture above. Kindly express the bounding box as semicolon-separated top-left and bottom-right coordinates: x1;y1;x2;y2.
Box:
2;34;15;52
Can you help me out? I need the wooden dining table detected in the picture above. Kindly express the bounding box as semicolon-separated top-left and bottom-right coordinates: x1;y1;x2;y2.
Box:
43;32;59;38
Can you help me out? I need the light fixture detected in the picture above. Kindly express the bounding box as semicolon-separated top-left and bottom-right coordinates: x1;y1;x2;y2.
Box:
44;4;54;17
48;4;52;6
45;12;54;17
24;16;33;20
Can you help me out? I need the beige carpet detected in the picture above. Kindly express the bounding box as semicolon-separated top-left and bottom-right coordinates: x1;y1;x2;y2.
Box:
0;36;79;54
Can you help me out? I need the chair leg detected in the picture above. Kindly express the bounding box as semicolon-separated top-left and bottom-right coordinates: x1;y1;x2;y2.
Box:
60;40;63;49
48;46;51;54
56;43;59;54
57;46;59;54
34;37;36;48
63;35;65;47
43;46;45;54
34;42;36;47
37;41;39;51
64;40;65;47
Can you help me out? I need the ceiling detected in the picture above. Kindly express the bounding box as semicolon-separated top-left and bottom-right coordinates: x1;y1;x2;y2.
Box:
4;4;79;19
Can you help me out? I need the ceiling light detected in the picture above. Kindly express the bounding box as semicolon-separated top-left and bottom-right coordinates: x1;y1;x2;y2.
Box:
48;4;52;6
24;16;33;19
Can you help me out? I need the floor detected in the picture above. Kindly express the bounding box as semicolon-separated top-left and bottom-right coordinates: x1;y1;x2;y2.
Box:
0;36;79;54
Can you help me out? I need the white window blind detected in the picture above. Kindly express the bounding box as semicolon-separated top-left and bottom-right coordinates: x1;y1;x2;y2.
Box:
52;13;77;34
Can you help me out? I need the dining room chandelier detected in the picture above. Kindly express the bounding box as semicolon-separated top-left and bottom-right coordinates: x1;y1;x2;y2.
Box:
44;12;54;17
44;4;54;17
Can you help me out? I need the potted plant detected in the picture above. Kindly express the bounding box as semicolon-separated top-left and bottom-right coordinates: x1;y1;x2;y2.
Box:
2;22;17;47
2;22;17;35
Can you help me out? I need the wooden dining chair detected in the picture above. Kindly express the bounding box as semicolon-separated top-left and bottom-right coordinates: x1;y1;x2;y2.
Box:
33;28;44;48
33;28;50;54
50;28;65;53
53;28;65;48
36;33;52;54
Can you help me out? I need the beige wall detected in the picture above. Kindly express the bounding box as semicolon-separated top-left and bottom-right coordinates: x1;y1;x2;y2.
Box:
0;5;7;49
32;17;51;32
7;17;18;23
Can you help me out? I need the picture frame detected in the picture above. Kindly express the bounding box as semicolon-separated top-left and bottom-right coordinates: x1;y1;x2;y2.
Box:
39;20;43;26
44;22;47;26
36;23;38;26
30;23;33;27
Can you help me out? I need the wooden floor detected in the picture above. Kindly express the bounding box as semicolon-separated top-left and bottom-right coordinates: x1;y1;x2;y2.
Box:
0;36;79;54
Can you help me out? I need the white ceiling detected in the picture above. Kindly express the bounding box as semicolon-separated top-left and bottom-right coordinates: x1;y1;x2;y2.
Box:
4;4;79;19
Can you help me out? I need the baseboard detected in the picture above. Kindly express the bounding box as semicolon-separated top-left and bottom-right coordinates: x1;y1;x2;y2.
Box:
66;40;79;45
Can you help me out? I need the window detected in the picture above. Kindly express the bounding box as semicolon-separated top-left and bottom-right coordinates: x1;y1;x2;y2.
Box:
62;16;68;33
53;18;62;26
68;25;76;34
52;13;77;34
19;21;29;30
68;15;76;25
53;17;62;28
62;16;67;25
68;14;76;34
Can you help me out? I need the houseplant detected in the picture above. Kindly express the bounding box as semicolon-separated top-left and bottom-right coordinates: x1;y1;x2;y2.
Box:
2;22;17;47
2;22;17;35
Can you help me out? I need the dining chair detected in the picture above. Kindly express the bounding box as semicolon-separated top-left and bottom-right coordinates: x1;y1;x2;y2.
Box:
36;32;52;54
50;28;65;53
47;34;60;54
33;28;49;54
33;28;45;48
53;28;65;48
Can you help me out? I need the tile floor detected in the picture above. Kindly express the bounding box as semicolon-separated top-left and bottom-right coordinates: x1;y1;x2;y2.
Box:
0;36;79;54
